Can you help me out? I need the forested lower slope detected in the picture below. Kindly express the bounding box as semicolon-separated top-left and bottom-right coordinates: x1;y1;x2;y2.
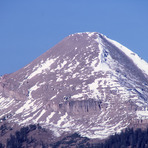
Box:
1;124;148;148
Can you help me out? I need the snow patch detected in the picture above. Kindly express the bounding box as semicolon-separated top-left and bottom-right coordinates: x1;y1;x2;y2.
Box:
87;32;96;37
50;95;57;100
46;112;55;123
28;57;58;79
0;96;15;110
71;94;83;99
34;109;46;122
137;110;148;119
57;112;68;127
28;83;40;99
56;77;63;82
88;79;100;99
55;60;67;71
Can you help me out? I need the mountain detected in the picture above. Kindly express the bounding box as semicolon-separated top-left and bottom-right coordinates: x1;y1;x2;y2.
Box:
0;32;148;141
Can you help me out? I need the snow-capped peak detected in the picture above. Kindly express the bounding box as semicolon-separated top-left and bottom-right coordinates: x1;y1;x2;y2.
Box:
0;32;148;140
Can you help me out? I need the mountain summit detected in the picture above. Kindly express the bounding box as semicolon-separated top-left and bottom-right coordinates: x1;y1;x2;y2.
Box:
0;32;148;139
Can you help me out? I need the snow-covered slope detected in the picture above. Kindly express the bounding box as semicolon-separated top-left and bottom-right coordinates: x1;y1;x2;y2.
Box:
105;36;148;76
0;32;148;139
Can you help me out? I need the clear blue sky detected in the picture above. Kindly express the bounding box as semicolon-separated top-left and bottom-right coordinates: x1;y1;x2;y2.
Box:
0;0;148;75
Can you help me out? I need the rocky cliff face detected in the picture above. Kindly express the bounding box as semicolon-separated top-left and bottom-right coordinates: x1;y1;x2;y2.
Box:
0;32;148;139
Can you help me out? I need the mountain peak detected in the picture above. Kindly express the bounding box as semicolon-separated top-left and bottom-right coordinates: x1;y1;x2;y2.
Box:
70;31;98;36
0;32;148;139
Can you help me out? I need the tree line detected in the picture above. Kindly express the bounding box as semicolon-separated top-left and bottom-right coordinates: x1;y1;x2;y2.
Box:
1;125;148;147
